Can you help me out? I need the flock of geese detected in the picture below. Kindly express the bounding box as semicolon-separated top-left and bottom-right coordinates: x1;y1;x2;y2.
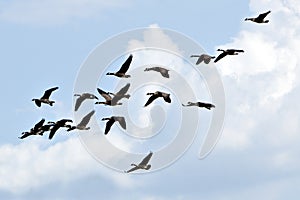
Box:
20;10;271;173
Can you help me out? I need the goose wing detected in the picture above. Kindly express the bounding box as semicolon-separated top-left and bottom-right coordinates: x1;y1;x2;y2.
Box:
196;54;205;65
125;165;139;173
116;83;130;96
74;95;85;111
139;152;153;165
97;88;112;101
48;124;60;139
34;118;45;131
34;99;41;107
41;87;59;99
158;67;170;78
144;94;159;107
214;52;227;63
78;110;95;127
162;93;171;103
117;54;133;74
257;10;271;21
104;119;115;135
114;116;126;130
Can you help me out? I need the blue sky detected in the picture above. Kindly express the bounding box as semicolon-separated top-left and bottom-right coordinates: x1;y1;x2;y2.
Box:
1;0;300;199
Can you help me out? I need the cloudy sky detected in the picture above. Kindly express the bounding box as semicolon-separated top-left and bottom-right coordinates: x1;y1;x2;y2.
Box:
1;0;300;199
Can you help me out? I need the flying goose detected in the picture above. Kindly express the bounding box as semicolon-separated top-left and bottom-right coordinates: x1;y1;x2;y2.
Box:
144;67;170;78
107;83;131;105
214;49;244;63
144;91;171;107
19;118;48;139
101;116;126;135
74;93;98;111
190;54;215;64
67;110;95;131
106;54;132;78
182;101;215;110
245;10;271;24
32;87;59;107
125;151;153;173
48;119;73;139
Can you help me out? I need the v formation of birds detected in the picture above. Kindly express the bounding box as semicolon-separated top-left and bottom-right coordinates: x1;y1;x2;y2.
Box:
20;11;271;173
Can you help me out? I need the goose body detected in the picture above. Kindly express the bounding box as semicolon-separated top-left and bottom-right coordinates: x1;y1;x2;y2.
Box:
190;54;215;64
214;49;244;63
102;116;126;135
32;87;59;107
144;91;171;107
106;54;132;78
144;67;170;78
67;110;95;131
182;101;215;110
125;152;153;173
48;119;73;139
74;93;98;111
245;10;271;23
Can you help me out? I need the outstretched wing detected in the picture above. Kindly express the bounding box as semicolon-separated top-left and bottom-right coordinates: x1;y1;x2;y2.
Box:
115;117;126;130
257;10;271;21
158;67;170;78
125;166;139;173
144;95;158;107
196;54;205;65
48;124;60;140
74;95;85;111
78;110;95;127
104;119;115;135
41;87;59;99
116;83;130;96
139;152;153;165
97;88;112;101
162;94;171;103
214;52;227;63
117;54;133;74
34;99;41;107
34;118;45;131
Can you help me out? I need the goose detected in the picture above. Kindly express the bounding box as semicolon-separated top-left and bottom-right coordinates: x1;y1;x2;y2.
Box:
144;67;170;78
32;87;59;107
125;151;153;173
48;119;73;139
107;83;131;105
106;54;132;78
74;93;98;111
19;118;47;139
144;91;171;107
102;116;126;135
182;101;215;110
214;49;244;63
245;10;271;24
67;110;95;131
190;54;215;64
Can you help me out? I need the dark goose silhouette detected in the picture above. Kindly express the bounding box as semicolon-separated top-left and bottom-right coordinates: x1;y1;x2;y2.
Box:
95;84;130;106
32;87;59;107
74;93;98;111
144;67;170;78
144;91;171;107
125;152;153;173
182;101;215;110
106;54;132;78
102;116;126;135
190;54;215;64
67;110;95;131
214;49;244;63
245;10;271;23
19;118;49;139
48;119;73;139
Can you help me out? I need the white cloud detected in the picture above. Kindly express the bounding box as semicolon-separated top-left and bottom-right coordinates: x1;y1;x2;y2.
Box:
0;137;136;194
0;0;131;25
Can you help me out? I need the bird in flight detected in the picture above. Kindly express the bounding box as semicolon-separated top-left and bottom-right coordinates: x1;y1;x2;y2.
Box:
190;54;215;64
48;119;73;139
95;84;130;106
144;91;171;107
214;49;244;63
125;152;153;173
19;118;52;139
144;66;170;78
74;93;98;111
182;101;215;110
245;10;271;24
32;87;59;107
67;110;95;131
106;54;132;78
102;116;126;135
